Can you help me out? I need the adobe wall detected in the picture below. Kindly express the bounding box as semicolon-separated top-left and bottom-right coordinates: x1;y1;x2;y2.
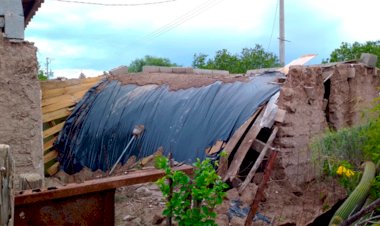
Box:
0;36;44;187
275;63;380;185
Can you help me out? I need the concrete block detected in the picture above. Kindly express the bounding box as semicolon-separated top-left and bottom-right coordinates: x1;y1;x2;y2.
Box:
172;67;186;73
360;53;378;68
185;67;194;74
212;70;229;75
142;66;159;73
110;65;128;75
194;69;213;75
159;66;173;73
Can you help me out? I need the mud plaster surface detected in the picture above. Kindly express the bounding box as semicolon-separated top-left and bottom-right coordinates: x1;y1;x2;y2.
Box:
112;73;248;91
0;37;43;188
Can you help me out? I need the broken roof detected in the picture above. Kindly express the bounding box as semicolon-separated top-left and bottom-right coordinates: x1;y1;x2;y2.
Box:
22;0;44;27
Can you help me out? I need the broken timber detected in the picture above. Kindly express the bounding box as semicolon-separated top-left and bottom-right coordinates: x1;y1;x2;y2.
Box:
239;126;278;193
217;106;263;178
224;106;266;182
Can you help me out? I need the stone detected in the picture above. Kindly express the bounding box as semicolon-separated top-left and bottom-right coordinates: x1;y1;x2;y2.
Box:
226;188;239;201
142;66;159;73
215;214;229;226
230;216;245;226
151;214;165;224
360;53;378;67
159;67;173;73
123;215;136;221
240;183;258;205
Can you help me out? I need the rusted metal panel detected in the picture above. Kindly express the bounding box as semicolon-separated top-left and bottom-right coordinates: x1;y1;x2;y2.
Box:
15;189;115;226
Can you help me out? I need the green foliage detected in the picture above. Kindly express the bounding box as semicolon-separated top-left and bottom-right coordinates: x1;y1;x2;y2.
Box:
38;70;48;80
155;156;228;226
192;45;280;73
323;40;380;67
128;55;178;72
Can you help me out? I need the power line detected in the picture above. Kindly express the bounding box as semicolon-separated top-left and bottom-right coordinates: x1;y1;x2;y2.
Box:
144;0;225;40
267;0;278;50
53;0;176;6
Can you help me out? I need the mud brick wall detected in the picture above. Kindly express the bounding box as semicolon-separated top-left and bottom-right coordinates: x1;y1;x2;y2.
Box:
275;64;380;185
0;37;44;187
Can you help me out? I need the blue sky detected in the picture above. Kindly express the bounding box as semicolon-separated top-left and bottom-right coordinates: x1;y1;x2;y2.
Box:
26;0;379;78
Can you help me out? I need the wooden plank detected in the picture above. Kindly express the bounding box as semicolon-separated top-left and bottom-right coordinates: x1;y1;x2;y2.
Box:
217;106;263;177
278;54;317;75
251;139;265;152
44;150;59;164
43;122;65;138
42;90;87;107
224;107;266;182
44;137;56;152
47;162;60;176
207;140;224;155
42;82;98;99
43;109;71;123
239;127;278;193
40;76;103;90
0;144;14;226
42;99;76;114
16;164;193;205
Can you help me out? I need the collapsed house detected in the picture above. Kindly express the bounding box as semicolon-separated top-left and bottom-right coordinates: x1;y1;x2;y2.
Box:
46;59;380;224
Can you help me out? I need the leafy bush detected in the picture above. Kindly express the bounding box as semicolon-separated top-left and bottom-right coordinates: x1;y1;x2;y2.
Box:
155;156;228;226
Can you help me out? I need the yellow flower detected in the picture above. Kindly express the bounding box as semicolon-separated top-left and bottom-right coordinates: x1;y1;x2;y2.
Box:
336;165;355;177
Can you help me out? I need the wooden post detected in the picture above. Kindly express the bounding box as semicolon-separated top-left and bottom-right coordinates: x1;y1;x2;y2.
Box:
19;173;43;190
0;144;15;226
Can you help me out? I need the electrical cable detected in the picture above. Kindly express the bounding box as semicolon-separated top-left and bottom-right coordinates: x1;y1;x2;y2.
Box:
53;0;176;7
267;0;279;50
144;0;225;40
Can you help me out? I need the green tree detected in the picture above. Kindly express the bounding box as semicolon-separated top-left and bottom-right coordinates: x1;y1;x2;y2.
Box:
128;55;178;72
38;70;48;80
323;41;380;67
192;45;280;73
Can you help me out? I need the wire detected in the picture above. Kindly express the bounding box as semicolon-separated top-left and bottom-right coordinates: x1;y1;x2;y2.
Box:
267;0;279;50
53;0;176;6
144;0;225;40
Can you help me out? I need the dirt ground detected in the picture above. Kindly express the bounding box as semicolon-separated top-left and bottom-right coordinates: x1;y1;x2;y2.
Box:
111;73;249;91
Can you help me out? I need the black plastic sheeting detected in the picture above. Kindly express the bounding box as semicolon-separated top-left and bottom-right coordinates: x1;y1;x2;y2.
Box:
55;72;281;174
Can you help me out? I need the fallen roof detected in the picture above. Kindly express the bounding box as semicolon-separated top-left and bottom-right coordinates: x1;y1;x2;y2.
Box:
22;0;44;27
55;72;282;174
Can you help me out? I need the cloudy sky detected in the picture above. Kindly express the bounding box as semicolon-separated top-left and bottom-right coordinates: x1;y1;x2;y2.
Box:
26;0;379;78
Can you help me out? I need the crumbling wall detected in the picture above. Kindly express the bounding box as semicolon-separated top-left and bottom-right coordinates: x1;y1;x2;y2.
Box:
275;63;380;186
0;36;44;187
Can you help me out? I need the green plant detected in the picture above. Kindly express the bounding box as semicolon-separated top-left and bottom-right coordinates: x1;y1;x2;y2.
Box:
329;161;376;226
155;156;228;226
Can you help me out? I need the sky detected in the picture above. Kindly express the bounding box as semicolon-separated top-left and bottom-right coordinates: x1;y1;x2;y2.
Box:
25;0;380;78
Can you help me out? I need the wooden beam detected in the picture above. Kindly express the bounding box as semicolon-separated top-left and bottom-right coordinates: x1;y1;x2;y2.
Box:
42;90;87;107
43;122;65;139
224;107;266;182
40;76;103;90
251;139;265;152
42;99;76;114
42;82;99;99
207;140;224;155
43;137;56;152
0;144;14;226
239;127;278;193
43;109;71;123
44;150;58;164
217;106;263;177
47;162;60;176
15;164;193;205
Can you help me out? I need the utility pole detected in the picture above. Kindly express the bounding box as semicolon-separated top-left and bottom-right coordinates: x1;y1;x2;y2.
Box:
45;57;50;77
279;0;285;66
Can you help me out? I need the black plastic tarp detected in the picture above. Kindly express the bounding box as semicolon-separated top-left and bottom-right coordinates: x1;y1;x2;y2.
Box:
55;72;281;174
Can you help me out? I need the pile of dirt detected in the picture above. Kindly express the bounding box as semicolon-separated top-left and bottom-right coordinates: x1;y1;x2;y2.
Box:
111;73;248;91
